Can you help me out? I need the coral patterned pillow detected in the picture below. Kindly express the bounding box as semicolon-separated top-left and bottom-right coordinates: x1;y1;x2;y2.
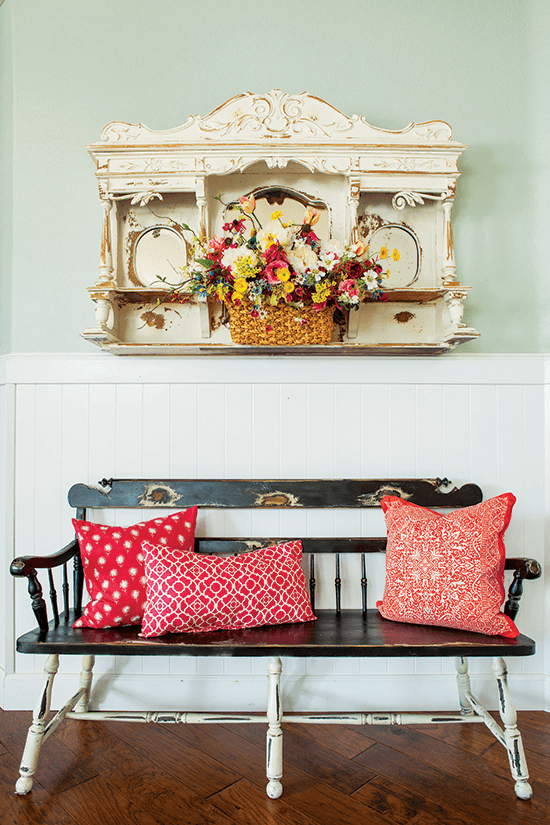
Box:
73;508;197;629
377;494;519;638
140;540;316;637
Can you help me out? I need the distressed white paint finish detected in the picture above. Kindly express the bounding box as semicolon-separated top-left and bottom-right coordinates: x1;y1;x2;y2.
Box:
1;354;547;709
83;91;479;354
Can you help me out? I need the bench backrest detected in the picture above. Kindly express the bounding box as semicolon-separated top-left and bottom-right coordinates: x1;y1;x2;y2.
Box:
64;477;482;616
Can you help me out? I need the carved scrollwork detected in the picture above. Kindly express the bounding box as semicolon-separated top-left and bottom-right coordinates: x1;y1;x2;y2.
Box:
96;91;458;146
392;191;448;210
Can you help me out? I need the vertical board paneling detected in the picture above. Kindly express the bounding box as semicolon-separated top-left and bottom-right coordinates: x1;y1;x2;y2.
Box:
442;385;470;483
415;384;443;478
197;385;225;479
280;384;307;477
7;364;545;703
142;384;171;477
389;385;416;476
252;384;281;478
61;385;90;545
224;384;253;478
115;385;143;478
88;385;117;490
521;385;545;669
169;384;198;477
14;386;37;674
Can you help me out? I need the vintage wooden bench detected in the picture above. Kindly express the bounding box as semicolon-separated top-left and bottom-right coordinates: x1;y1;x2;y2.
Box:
10;478;541;800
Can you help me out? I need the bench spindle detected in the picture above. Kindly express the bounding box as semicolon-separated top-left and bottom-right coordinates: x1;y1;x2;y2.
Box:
335;553;341;615
309;554;316;613
361;553;367;614
47;569;59;627
62;563;70;620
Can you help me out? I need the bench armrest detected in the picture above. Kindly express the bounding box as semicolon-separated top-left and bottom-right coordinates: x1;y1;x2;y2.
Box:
504;557;542;620
10;539;80;633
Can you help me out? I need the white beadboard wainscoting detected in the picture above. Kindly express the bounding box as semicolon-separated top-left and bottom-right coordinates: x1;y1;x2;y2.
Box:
0;353;548;712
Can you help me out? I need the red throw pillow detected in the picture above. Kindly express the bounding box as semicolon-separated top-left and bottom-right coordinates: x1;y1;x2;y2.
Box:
377;494;519;638
140;539;316;637
72;508;197;629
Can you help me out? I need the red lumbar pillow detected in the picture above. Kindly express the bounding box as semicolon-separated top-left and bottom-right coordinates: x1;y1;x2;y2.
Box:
72;507;197;629
139;539;316;637
377;494;519;638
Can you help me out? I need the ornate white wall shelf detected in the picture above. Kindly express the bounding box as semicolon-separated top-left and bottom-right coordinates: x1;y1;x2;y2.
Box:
83;90;479;355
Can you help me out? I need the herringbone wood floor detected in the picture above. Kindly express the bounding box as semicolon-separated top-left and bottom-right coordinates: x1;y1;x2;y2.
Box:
1;708;549;824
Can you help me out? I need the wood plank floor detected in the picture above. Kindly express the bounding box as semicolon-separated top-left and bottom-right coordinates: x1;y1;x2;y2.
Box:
1;708;549;824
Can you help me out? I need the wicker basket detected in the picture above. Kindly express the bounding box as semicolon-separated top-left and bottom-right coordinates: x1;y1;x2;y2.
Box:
228;300;335;346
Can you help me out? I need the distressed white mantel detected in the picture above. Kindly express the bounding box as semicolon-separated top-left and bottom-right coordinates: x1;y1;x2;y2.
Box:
0;352;549;711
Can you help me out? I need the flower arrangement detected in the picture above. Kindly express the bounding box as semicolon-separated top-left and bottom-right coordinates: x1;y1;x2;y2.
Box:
163;195;400;321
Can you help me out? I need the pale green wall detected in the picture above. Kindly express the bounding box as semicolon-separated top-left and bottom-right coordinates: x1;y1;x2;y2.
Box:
0;0;13;355
1;0;548;353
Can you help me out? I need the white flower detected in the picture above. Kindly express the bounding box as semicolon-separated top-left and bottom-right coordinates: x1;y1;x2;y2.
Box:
221;245;257;273
256;220;293;251
319;251;339;272
286;241;318;275
321;239;346;258
363;272;380;291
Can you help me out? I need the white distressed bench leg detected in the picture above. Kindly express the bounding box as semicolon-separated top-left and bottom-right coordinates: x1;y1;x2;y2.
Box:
493;656;532;800
15;653;59;795
74;654;95;713
266;656;283;799
455;656;475;715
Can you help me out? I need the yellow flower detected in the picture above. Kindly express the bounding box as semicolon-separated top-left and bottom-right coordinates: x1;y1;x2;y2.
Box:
391;248;400;262
231;291;242;302
385;269;390;279
233;278;248;294
284;282;294;293
271;210;283;220
379;246;389;260
276;267;291;282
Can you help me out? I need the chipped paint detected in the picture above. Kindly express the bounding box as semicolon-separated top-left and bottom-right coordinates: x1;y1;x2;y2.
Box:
358;486;413;506
254;491;302;507
140;310;165;330
138;482;182;507
394;311;415;324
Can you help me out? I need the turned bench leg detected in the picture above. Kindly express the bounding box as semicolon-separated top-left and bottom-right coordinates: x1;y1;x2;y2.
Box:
455;656;475;715
266;656;283;799
74;655;95;713
493;656;532;800
15;654;59;795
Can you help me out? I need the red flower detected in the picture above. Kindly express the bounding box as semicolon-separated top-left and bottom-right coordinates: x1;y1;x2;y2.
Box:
265;324;273;332
378;292;389;302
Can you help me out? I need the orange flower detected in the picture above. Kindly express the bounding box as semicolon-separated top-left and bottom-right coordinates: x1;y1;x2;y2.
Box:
379;246;389;260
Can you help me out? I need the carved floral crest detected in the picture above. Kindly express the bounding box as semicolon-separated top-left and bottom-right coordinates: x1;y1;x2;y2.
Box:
100;90;455;145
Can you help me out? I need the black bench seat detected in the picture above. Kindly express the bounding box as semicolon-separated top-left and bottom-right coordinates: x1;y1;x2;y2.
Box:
16;608;537;659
